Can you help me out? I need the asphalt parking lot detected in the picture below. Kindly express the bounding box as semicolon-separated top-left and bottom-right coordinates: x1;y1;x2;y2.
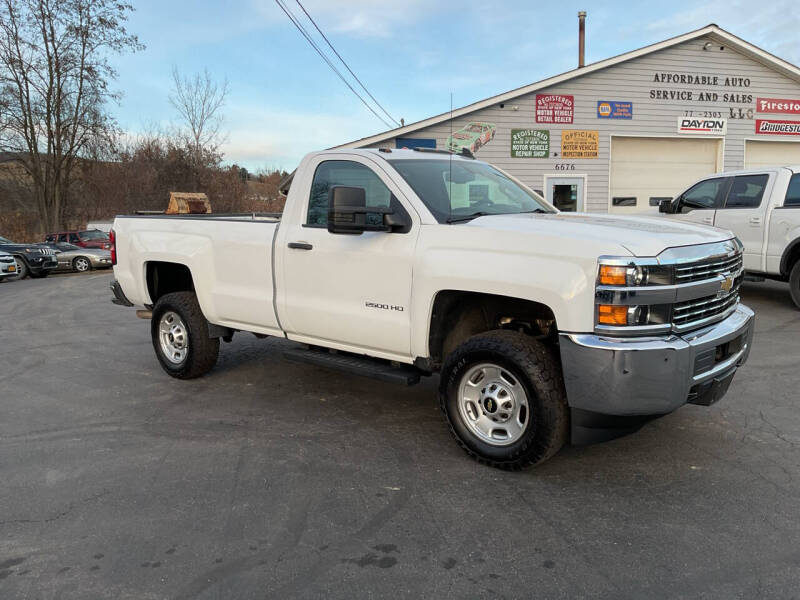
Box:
2;272;800;599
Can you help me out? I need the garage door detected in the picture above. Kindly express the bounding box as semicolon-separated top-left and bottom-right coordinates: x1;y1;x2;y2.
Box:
745;140;800;169
610;137;721;214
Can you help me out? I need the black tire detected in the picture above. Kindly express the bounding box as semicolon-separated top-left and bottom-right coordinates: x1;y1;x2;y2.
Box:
440;330;569;470
10;257;28;280
73;256;92;273
151;291;219;379
790;261;800;309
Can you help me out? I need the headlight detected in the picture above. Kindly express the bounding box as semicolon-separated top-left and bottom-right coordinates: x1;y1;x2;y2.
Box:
597;261;672;287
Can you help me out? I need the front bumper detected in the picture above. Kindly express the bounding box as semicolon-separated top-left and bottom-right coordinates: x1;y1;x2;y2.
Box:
559;303;754;418
28;257;58;274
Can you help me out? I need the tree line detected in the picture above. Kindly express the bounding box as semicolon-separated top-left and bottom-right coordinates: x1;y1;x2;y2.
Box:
0;0;286;242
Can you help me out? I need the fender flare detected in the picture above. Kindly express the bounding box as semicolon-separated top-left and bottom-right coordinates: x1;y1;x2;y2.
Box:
780;237;800;275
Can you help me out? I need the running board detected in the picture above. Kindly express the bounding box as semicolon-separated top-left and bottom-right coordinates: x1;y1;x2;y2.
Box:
283;347;421;386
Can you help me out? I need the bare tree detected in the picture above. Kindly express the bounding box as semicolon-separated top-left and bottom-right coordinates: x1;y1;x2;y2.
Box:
0;0;143;232
169;67;228;160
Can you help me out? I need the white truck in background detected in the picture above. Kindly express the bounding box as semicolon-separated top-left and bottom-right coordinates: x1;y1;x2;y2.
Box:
659;166;800;307
110;148;754;469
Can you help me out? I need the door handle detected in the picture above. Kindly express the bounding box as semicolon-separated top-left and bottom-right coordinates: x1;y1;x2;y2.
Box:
288;242;313;250
749;216;762;226
702;216;713;224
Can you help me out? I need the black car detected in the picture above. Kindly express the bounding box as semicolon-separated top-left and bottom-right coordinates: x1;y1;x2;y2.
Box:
0;235;58;279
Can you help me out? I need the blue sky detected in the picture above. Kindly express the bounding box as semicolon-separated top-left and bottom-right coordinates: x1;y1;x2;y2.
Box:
109;0;800;171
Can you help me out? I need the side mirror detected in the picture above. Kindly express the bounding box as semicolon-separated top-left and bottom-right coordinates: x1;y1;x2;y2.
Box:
327;186;407;235
658;199;673;214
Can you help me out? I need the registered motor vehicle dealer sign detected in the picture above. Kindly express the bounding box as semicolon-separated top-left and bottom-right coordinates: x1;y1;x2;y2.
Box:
677;116;727;135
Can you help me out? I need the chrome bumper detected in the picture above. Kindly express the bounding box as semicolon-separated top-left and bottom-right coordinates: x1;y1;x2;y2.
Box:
559;304;754;416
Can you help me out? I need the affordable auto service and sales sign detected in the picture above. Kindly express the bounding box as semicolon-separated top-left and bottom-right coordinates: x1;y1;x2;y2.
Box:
536;94;573;124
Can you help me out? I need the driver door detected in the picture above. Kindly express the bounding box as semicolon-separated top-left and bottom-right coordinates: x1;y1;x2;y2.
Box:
278;157;420;360
671;177;730;226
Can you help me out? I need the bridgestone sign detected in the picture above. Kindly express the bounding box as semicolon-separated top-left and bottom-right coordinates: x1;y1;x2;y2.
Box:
755;119;800;135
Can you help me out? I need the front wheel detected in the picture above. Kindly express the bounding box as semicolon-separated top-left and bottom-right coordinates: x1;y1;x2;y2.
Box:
151;292;219;379
73;256;91;272
440;330;569;469
790;261;800;309
10;258;28;280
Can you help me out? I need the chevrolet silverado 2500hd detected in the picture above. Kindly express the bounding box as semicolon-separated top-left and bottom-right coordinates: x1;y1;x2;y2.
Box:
110;148;754;469
660;166;800;308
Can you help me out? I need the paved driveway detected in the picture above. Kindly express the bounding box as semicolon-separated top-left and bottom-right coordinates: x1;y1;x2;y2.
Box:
1;272;799;599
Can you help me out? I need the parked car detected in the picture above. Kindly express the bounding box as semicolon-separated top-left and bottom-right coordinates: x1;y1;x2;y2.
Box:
41;242;113;272
44;229;111;249
110;148;753;470
0;250;17;282
446;122;496;154
0;236;58;279
660;166;800;308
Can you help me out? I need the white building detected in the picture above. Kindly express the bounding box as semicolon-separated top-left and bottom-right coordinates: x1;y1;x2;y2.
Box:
338;23;800;214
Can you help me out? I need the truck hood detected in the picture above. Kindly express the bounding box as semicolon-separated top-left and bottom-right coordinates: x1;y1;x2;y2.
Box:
463;212;734;257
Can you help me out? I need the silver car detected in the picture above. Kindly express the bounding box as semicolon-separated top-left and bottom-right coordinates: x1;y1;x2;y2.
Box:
44;242;113;272
0;250;17;281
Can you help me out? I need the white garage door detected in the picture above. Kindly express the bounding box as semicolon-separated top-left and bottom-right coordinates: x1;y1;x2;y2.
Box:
745;140;800;169
610;137;721;214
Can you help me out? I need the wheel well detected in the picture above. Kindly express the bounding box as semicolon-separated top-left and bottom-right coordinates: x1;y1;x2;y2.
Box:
146;262;195;304
427;291;557;369
782;239;800;277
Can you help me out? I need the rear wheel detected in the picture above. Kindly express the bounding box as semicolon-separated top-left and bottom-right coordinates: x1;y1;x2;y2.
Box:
790;261;800;309
440;330;569;470
10;258;28;280
73;256;91;272
151;292;219;379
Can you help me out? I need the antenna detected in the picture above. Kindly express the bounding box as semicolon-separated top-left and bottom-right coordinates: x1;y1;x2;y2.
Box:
449;92;453;222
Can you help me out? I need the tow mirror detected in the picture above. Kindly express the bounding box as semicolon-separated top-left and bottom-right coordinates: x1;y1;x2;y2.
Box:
658;198;673;214
327;186;407;234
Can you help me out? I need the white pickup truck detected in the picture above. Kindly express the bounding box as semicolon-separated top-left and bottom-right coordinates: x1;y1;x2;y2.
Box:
110;148;754;469
659;166;800;307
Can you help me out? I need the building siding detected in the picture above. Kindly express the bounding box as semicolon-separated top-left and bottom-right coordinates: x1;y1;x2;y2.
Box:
363;37;800;212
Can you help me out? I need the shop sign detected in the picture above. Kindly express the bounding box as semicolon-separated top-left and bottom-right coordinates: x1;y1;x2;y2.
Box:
536;94;573;124
755;119;800;135
561;130;598;159
597;101;633;119
511;129;549;158
756;98;800;115
677;116;727;135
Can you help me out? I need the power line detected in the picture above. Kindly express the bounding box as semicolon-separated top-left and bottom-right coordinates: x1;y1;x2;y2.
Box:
293;0;400;127
274;0;394;129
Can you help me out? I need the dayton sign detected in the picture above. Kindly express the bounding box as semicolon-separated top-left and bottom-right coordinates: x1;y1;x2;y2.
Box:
677;116;727;135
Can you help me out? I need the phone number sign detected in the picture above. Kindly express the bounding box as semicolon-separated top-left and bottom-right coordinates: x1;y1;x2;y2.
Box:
536;94;574;123
511;129;550;158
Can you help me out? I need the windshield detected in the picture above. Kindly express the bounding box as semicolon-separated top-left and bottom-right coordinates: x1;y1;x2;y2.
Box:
80;230;108;240
387;159;553;223
57;243;80;250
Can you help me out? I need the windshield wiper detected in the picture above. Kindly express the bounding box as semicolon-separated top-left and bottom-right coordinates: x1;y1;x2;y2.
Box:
446;211;492;223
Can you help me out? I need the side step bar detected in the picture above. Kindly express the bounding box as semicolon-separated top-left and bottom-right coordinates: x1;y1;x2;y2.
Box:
283;347;422;386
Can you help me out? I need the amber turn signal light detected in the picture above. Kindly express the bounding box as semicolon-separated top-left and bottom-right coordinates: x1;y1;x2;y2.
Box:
598;304;628;325
598;265;627;286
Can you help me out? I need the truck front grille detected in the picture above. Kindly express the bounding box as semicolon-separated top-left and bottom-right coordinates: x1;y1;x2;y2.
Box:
674;253;743;283
671;254;743;331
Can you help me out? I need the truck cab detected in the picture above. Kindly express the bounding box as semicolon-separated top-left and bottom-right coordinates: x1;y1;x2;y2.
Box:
661;166;800;306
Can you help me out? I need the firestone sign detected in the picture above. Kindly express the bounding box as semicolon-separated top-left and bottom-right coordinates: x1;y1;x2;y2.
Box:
757;98;800;115
536;94;573;124
677;116;727;135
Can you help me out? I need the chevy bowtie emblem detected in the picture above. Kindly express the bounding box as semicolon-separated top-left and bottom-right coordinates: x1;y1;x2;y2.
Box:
718;273;734;297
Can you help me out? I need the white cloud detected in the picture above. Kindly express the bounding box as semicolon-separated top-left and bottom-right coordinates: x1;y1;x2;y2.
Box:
219;101;385;170
250;0;447;38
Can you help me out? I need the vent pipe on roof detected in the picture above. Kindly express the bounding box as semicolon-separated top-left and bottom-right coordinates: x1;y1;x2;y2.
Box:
578;11;586;68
